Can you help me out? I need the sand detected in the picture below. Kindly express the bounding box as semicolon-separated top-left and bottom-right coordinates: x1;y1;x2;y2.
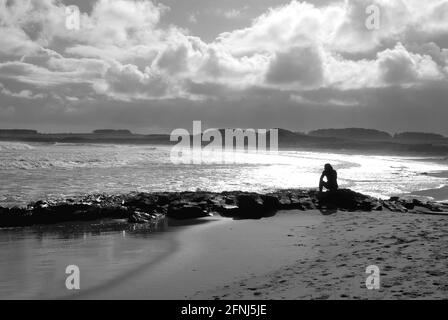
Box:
193;210;448;300
77;209;448;300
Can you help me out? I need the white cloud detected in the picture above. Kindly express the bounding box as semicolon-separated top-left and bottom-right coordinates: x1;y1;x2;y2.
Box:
0;0;447;103
377;43;443;85
223;9;243;19
0;83;44;99
188;13;198;24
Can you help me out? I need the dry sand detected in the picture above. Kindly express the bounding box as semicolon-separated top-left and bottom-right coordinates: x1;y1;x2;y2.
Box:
80;209;448;300
193;210;448;300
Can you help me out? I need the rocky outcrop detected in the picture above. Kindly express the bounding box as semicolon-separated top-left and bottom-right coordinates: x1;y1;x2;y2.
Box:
1;189;447;228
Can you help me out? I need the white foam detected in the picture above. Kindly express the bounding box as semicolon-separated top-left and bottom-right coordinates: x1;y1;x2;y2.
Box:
0;142;34;151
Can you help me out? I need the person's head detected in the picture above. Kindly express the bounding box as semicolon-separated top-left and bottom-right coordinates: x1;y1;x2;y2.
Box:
324;163;333;172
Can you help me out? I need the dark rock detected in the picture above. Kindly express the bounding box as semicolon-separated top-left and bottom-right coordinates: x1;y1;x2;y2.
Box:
260;195;280;211
401;200;415;210
412;199;424;206
423;202;443;212
289;195;306;210
224;196;236;205
298;198;315;210
2;188;445;228
217;205;241;217
237;194;264;210
100;205;129;219
129;211;161;224
167;205;209;220
124;193;158;211
235;194;273;218
156;194;172;206
317;189;370;211
381;201;408;213
278;195;292;208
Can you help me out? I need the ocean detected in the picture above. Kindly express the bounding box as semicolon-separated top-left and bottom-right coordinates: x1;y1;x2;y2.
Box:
1;141;448;206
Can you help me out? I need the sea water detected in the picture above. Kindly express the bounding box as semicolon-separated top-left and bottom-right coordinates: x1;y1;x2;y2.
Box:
1;141;447;207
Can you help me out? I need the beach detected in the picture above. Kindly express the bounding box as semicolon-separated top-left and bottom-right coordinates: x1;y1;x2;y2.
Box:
192;210;448;300
63;209;448;300
1;190;448;300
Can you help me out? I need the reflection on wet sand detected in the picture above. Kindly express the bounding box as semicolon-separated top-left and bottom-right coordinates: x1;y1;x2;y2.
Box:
0;217;215;299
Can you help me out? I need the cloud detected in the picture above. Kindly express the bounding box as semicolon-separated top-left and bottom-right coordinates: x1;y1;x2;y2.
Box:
102;62;169;100
0;83;45;99
223;8;244;19
266;46;324;88
377;43;443;85
1;0;448;132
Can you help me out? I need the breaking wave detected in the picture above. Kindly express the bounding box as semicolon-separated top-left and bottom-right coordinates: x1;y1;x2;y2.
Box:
0;142;34;151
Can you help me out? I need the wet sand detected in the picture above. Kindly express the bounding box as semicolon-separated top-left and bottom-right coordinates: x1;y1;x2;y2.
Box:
410;185;448;202
77;210;448;300
78;213;323;299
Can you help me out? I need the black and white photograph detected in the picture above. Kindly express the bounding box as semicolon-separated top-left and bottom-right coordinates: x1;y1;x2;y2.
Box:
1;0;448;304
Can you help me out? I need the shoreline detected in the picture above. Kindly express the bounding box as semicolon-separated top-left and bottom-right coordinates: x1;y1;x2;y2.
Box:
2;188;448;229
1;189;448;299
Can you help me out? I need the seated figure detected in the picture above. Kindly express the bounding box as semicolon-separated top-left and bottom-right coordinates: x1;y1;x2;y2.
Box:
319;163;338;192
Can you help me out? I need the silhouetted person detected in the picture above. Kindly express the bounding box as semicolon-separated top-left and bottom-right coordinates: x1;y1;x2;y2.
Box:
319;164;338;192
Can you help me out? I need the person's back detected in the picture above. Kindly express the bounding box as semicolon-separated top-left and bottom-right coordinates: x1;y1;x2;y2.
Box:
319;164;338;192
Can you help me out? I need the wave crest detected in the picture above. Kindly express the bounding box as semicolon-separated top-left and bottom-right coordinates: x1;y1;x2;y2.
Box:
0;142;34;151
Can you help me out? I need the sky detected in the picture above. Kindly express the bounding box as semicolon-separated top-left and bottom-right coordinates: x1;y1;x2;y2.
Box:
0;0;448;134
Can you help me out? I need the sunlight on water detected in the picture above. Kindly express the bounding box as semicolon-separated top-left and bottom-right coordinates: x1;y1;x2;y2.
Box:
0;142;447;206
1;142;448;299
0;220;173;299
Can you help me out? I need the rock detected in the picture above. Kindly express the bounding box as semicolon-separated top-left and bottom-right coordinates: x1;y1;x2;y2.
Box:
3;188;445;228
216;194;279;219
0;207;32;227
381;200;408;213
423;202;443;212
100;205;129;219
289;195;306;210
124;193;158;211
278;195;292;209
317;189;370;211
129;211;158;224
217;205;241;217
167;205;209;220
224;196;236;205
412;199;424;206
155;194;172;206
237;194;264;210
34;200;49;209
401;200;415;210
235;194;272;218
298;198;315;210
260;195;280;211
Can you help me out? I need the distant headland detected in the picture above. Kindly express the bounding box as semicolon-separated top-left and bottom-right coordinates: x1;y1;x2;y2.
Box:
1;127;448;156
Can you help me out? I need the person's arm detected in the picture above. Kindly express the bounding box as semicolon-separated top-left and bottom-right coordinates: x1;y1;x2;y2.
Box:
319;172;325;183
